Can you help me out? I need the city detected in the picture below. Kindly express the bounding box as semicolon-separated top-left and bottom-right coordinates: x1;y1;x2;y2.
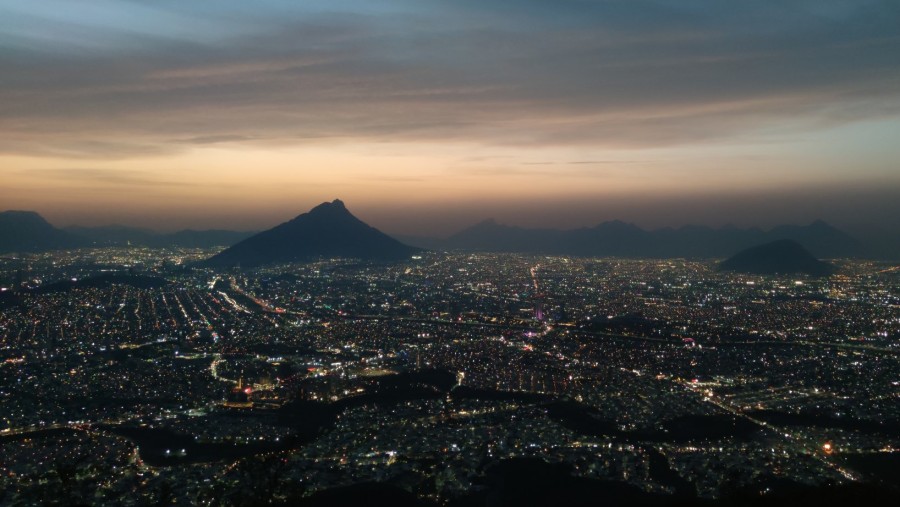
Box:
1;248;897;504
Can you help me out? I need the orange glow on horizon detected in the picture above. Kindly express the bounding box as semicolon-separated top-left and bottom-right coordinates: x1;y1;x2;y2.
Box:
2;117;899;236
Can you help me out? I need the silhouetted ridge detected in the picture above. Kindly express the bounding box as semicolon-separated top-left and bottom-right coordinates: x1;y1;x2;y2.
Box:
0;210;85;253
426;219;861;258
65;225;253;248
203;200;421;267
309;198;346;212
719;239;835;276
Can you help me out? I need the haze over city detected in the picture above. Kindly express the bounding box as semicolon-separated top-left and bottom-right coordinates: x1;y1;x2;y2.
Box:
2;0;899;235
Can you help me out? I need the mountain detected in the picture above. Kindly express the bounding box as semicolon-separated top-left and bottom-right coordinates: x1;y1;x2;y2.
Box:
0;211;86;253
766;220;860;258
203;200;422;267
166;229;255;248
65;225;254;248
430;219;862;258
718;239;835;276
391;234;447;251
566;220;651;257
65;225;159;246
2;207;878;260
846;224;900;260
446;219;565;253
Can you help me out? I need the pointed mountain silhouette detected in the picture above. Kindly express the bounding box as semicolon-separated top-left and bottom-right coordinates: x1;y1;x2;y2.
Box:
203;200;421;267
0;210;86;253
718;239;834;276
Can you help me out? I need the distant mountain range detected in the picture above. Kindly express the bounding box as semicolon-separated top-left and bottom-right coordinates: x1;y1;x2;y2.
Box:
64;225;255;249
2;206;896;260
0;210;254;253
718;239;835;276
203;200;422;267
0;211;86;253
400;218;867;259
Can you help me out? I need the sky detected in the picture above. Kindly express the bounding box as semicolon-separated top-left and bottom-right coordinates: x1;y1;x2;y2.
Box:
1;0;899;236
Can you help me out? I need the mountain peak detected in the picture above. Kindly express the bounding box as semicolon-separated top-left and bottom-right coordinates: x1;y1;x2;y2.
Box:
308;199;349;215
2;210;41;216
205;200;420;267
719;239;834;276
0;210;84;253
1;210;50;224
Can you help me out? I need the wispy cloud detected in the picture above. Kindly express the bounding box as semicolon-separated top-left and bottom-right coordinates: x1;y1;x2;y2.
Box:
173;135;256;145
524;160;645;166
0;1;897;158
456;166;612;179
19;168;198;188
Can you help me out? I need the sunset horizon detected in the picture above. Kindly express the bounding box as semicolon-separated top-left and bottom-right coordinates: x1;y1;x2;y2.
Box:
3;0;899;235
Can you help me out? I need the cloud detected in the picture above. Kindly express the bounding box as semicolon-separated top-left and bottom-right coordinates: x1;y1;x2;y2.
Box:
173;135;256;145
19;168;197;188
0;0;898;157
456;166;612;180
524;160;644;166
